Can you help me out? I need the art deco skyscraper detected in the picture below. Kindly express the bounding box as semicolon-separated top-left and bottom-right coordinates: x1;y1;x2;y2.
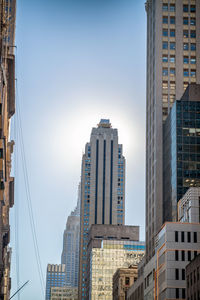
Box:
61;186;80;287
145;0;200;261
78;119;125;299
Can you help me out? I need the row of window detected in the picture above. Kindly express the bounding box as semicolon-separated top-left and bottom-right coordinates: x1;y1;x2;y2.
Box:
175;250;198;262
163;16;196;25
162;3;196;13
162;68;196;77
187;266;200;288
175;268;185;280
163;42;196;51
163;29;196;38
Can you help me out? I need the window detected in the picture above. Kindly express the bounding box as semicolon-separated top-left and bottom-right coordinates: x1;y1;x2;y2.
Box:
191;43;196;51
162;81;168;90
170;55;175;63
194;251;197;257
163;29;168;37
183;43;189;50
170;29;175;37
182;269;185;280
170;17;175;24
184;69;189;77
191;70;196;77
191;5;196;13
170;42;175;50
191;18;196;26
182;288;186;299
170;81;175;90
163;4;168;11
170;4;175;12
175;231;178;242
183;56;189;64
191;57;196;64
191;30;196;38
183;17;188;25
188;251;191;261
187;232;191;243
163;94;168;103
163;41;168;49
163;16;168;24
170;68;175;76
162;55;168;63
175;250;179;261
125;277;130;285
183;5;188;12
163;68;168;76
176;288;179;299
181;251;185;261
183;30;189;38
181;231;185;242
175;269;179;280
194;232;197;243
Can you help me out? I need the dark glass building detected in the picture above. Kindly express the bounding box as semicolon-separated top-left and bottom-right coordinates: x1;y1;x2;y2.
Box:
163;84;200;222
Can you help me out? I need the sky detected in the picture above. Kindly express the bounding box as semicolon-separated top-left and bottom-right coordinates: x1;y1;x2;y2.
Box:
10;0;146;299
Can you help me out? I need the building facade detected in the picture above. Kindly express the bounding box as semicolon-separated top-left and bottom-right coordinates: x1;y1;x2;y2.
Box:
112;266;138;300
145;0;200;261
0;1;16;299
163;84;200;222
186;253;200;300
178;187;200;223
50;287;78;300
79;119;125;299
45;264;66;300
61;188;80;287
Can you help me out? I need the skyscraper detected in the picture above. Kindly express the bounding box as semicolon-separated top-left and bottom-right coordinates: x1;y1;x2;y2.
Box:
145;0;200;261
61;186;80;287
78;119;125;299
0;1;16;299
45;264;66;300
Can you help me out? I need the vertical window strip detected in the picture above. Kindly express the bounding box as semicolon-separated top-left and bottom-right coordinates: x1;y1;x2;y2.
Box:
102;140;106;224
95;139;99;224
110;140;113;224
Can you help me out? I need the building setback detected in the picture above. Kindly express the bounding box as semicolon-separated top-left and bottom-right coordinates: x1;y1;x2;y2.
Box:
0;1;16;299
78;119;125;299
61;187;80;287
50;286;78;300
45;264;66;300
145;0;200;262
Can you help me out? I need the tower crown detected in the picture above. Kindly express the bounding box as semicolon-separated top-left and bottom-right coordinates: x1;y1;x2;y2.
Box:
98;119;111;128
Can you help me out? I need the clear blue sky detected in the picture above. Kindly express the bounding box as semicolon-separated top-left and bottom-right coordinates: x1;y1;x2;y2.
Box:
10;0;146;299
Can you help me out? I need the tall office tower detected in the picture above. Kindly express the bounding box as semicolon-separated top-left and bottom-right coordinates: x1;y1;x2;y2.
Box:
0;1;16;299
45;264;66;300
78;119;125;299
61;186;80;287
145;0;200;261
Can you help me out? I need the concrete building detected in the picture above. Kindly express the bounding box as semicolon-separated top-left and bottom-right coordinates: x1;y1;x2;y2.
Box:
50;287;78;300
178;187;200;223
0;1;16;299
86;224;145;300
61;187;80;287
112;266;138;300
145;0;200;262
45;264;66;300
186;253;200;300
78;119;125;299
163;84;200;222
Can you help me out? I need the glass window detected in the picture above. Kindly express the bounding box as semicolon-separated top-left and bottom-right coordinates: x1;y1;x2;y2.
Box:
170;42;175;50
170;81;175;90
191;43;196;51
162;94;168;103
163;68;168;76
184;69;189;77
191;70;196;77
163;4;168;11
170;17;175;24
162;81;168;90
170;68;175;76
183;5;188;12
191;57;196;64
191;30;196;38
183;17;188;25
190;18;196;26
190;5;196;13
163;29;168;37
183;56;189;64
175;231;178;242
170;55;175;63
170;29;175;37
183;30;189;38
194;232;197;243
163;41;168;49
170;4;175;12
162;55;168;63
175;269;179;280
183;43;189;50
163;16;168;24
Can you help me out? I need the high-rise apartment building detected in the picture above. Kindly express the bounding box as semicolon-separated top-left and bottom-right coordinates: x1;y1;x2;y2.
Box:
145;0;200;261
61;187;80;287
0;1;16;299
78;119;125;299
45;264;66;300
